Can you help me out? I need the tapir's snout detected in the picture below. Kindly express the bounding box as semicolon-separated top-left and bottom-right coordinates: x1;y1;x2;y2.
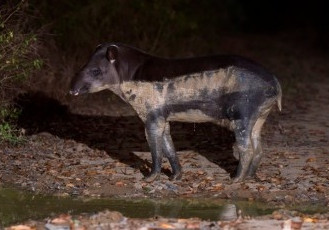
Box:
69;72;91;96
69;75;82;96
69;89;80;96
69;83;90;96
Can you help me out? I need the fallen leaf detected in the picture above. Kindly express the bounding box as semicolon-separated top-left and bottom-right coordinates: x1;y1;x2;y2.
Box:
314;184;325;193
86;170;98;176
115;181;125;187
306;157;316;163
48;169;58;175
205;176;214;181
211;183;225;191
51;214;72;224
256;172;267;181
197;181;207;190
186;221;200;229
241;184;249;190
197;170;205;175
66;183;75;188
257;185;266;192
270;177;282;185
303;217;318;223
8;225;33;230
72;226;86;230
159;222;175;229
287;155;299;159
115;162;126;167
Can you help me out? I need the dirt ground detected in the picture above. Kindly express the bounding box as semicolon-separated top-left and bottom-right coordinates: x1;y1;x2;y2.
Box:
1;59;329;229
1;74;329;204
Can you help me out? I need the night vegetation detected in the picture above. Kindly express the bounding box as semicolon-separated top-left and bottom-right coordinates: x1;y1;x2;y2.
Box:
0;0;42;144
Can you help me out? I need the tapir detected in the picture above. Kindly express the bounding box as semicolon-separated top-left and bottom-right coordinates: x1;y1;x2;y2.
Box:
70;43;282;182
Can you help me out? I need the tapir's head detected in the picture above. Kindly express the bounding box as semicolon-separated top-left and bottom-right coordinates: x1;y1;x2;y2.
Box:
70;44;121;96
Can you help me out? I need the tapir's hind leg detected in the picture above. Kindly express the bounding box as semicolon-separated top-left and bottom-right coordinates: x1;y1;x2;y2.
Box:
162;123;182;180
232;118;254;182
247;107;272;177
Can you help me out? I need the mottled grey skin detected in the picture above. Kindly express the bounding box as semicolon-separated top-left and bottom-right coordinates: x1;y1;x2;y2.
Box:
70;43;282;182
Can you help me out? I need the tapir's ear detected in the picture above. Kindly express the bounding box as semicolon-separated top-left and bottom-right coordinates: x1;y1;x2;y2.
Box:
106;45;118;64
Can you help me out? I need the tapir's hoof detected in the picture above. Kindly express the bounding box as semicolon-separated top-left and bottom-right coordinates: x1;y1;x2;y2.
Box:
232;175;245;183
144;172;160;182
169;171;182;181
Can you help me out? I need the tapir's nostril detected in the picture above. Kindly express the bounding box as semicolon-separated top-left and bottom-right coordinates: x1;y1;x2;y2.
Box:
69;90;79;96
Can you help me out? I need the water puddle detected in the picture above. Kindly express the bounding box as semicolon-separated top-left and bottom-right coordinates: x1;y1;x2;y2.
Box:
0;187;326;227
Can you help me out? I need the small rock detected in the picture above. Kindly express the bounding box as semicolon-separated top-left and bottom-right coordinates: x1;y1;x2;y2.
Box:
272;211;283;220
220;204;238;221
291;217;303;229
45;223;70;230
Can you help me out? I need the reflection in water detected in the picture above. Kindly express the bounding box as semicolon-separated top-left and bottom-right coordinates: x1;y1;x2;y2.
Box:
219;204;237;221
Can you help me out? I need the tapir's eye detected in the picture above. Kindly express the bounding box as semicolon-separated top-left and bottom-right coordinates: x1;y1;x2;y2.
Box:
91;68;101;77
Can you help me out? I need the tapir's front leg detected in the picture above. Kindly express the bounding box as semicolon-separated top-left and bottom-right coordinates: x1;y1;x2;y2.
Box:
162;123;182;180
144;116;166;182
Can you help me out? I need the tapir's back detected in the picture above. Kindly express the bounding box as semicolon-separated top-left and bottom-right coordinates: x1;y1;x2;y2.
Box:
135;54;276;85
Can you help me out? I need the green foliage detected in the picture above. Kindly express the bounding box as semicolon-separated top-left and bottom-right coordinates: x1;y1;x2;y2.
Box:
0;0;43;144
0;2;43;90
0;106;23;145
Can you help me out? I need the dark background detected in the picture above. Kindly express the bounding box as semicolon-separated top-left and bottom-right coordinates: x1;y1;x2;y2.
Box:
1;0;329;114
28;0;329;54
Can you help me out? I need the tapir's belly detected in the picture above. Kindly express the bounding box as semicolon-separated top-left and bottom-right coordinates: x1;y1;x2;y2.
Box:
167;109;215;123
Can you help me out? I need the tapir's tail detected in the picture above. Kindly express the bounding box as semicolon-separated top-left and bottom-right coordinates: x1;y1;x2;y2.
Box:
274;77;282;111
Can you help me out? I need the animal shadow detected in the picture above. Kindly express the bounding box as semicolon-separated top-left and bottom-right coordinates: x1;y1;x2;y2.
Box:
15;92;238;178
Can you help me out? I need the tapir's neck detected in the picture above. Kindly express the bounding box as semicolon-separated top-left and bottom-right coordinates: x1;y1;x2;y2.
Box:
115;45;264;83
115;45;227;82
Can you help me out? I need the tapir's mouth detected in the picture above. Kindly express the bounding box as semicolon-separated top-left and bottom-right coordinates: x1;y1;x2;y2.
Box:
69;85;90;96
